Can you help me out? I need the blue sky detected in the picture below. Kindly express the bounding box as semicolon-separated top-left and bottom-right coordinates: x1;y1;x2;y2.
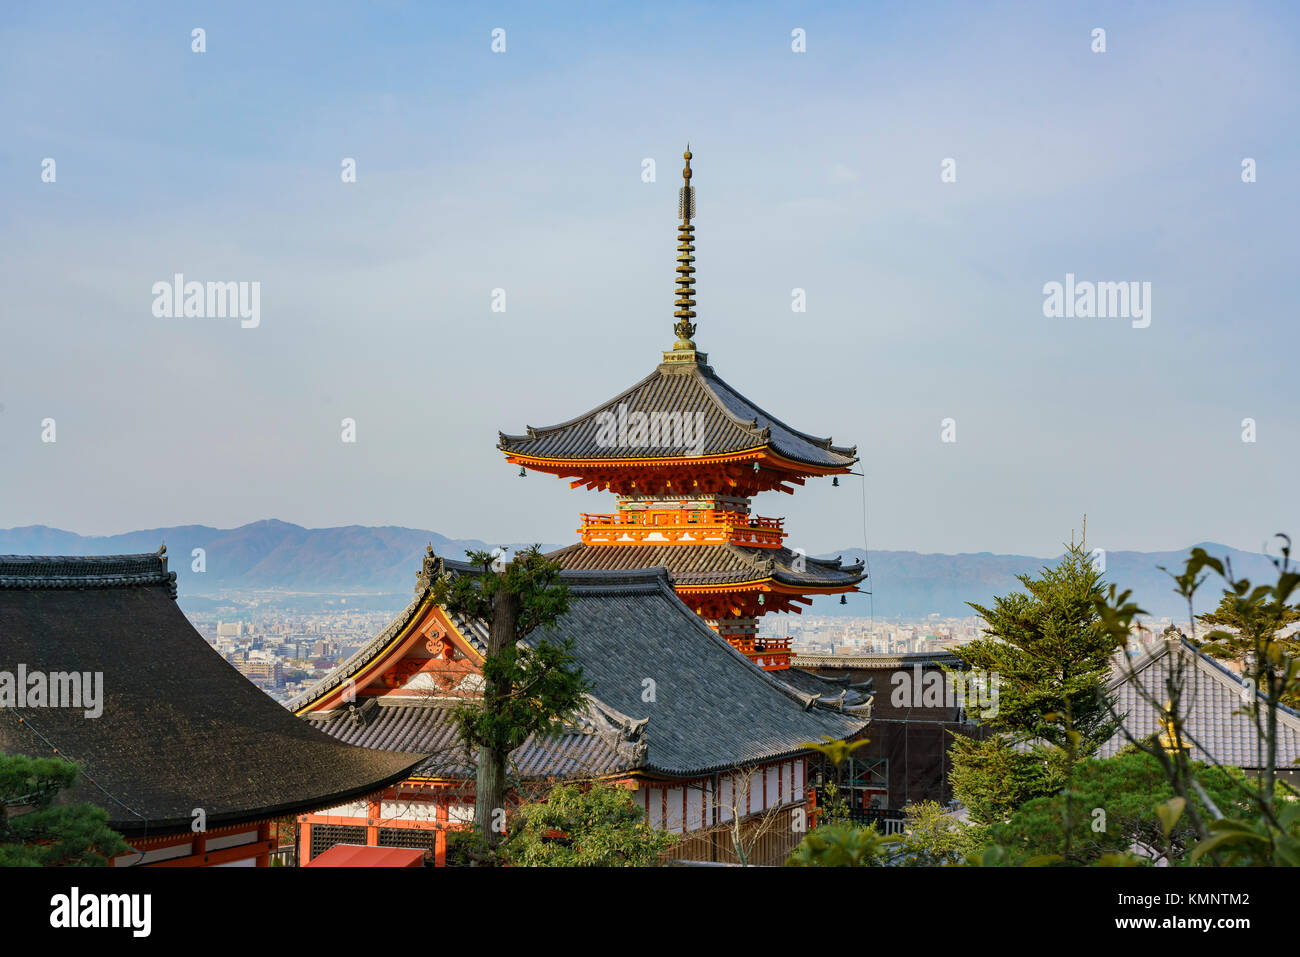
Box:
1;1;1297;556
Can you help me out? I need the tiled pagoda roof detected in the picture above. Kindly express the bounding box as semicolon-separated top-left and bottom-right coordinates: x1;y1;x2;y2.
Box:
498;359;857;471
548;541;866;590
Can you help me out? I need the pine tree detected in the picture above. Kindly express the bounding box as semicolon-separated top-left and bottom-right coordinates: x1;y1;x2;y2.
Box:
0;755;130;866
1197;592;1300;709
433;545;590;862
950;533;1121;826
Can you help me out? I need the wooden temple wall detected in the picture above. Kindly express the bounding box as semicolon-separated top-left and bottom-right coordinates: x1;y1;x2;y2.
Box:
112;819;275;867
298;792;473;866
631;758;804;834
297;758;810;865
665;804;806;866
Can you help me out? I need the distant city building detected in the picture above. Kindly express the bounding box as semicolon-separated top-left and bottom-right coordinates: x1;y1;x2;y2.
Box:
234;655;284;689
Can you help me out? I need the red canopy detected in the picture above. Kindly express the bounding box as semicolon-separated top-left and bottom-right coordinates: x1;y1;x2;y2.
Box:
304;844;427;867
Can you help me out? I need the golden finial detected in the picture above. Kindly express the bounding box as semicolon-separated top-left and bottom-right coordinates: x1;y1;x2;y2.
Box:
672;145;697;351
1158;700;1188;754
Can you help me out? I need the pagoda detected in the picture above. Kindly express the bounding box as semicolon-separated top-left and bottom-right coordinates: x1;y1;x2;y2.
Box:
499;148;865;670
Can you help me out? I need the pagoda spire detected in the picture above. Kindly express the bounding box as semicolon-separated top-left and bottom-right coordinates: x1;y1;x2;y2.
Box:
672;145;697;351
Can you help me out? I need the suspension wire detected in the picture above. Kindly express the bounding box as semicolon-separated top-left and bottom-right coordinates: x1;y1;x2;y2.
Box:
858;469;875;629
841;469;875;631
11;713;150;865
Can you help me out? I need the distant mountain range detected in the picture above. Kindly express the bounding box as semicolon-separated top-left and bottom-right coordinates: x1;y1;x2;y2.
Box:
827;545;1280;621
0;520;1279;621
0;520;551;595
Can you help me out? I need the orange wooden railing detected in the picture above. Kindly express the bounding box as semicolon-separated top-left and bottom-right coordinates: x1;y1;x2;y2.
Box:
578;509;785;548
726;636;793;655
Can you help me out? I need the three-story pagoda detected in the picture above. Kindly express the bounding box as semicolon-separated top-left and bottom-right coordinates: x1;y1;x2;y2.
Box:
499;149;865;670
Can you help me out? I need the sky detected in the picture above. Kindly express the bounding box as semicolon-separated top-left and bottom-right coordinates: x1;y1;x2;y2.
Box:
1;1;1297;558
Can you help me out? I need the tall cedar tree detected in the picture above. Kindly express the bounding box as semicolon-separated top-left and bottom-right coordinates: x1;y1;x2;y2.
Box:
0;755;130;866
432;546;590;860
951;537;1121;825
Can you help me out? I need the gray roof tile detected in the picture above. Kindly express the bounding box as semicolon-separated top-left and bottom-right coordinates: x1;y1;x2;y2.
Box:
548;541;866;589
498;360;856;470
1100;638;1300;769
298;561;869;779
0;552;178;598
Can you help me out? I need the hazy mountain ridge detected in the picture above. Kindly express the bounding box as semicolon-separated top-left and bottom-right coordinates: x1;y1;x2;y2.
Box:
0;522;1279;619
0;520;559;594
817;545;1283;620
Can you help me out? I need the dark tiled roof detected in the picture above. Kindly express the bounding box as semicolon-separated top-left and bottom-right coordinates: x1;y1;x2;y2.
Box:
306;696;647;780
773;668;873;714
551;569;867;774
1098;638;1300;769
548;541;866;589
794;652;964;670
0;554;425;836
498;360;856;470
301;563;868;779
0;553;177;598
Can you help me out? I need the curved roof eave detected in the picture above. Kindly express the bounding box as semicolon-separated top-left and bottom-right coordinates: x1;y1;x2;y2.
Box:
497;361;857;470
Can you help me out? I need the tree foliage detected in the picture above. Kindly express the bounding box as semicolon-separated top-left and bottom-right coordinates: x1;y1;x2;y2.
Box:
432;546;591;859
434;545;575;645
947;734;1066;827
0;755;130;866
1092;537;1300;866
451;634;589;758
897;800;987;866
959;536;1120;752
1195;585;1300;710
786;823;897;867
503;783;675;867
951;534;1121;827
989;751;1247;866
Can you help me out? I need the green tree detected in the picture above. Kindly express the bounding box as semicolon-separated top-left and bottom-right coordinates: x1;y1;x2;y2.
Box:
433;546;591;862
1196;591;1300;710
0;755;130;866
947;734;1065;827
898;799;987;866
952;532;1121;831
989;751;1247;866
503;782;675;866
786;823;896;867
1094;538;1300;866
